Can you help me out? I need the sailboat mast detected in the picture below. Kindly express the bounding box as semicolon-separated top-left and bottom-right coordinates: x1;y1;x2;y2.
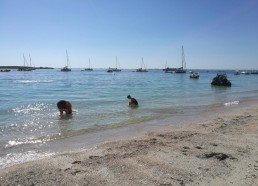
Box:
29;54;32;67
116;56;118;68
23;54;27;67
182;45;186;69
182;46;184;69
66;50;70;67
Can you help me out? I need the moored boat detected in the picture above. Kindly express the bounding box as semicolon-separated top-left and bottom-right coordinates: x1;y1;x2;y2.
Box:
241;71;250;75
175;46;187;73
107;67;113;73
61;66;71;72
211;72;231;87
175;67;186;73
136;58;148;72
0;69;11;72
136;68;148;72
234;70;240;75
18;54;33;71
61;50;71;71
83;59;93;71
189;72;199;78
250;71;258;74
107;56;121;72
163;67;177;73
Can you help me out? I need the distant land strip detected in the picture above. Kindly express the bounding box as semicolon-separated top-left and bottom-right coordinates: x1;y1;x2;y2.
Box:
0;66;54;69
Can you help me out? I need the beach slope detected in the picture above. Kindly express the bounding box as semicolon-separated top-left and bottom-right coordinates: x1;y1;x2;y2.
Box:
0;107;258;186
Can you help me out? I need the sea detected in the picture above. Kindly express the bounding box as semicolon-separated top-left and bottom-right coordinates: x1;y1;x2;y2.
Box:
1;68;258;168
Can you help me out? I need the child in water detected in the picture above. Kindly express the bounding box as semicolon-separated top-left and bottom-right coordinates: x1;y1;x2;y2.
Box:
57;100;73;115
127;95;138;107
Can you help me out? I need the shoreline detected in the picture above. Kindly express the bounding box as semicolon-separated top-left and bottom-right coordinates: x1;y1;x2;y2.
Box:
0;97;247;168
1;103;258;185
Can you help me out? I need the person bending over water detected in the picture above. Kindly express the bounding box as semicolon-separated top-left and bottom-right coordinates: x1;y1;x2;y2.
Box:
57;100;73;115
127;95;138;107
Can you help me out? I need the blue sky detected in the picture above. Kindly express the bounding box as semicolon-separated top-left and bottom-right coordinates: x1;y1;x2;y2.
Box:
1;0;258;69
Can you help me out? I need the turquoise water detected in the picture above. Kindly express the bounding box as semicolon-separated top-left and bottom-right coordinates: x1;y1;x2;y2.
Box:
1;69;258;167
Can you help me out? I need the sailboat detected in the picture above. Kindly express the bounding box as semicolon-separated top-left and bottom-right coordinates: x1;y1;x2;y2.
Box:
136;57;148;72
107;56;121;72
163;60;177;73
61;50;71;71
83;59;93;71
28;54;36;70
175;46;186;73
18;54;32;71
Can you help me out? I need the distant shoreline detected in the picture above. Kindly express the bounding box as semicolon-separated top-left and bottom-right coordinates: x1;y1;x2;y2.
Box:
0;66;54;69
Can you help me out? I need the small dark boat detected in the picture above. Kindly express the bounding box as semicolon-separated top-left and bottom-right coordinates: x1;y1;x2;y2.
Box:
0;69;11;72
107;68;113;73
211;72;231;87
250;71;258;74
163;67;177;73
234;70;240;75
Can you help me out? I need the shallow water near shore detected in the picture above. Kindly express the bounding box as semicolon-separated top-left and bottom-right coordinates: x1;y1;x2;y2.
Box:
1;68;258;168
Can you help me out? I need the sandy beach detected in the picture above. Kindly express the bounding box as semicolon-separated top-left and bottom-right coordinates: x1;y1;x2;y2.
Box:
0;106;258;186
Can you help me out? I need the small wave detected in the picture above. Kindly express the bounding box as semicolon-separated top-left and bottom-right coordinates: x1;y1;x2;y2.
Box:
224;101;239;106
14;80;53;83
5;138;51;148
12;103;51;114
0;151;55;169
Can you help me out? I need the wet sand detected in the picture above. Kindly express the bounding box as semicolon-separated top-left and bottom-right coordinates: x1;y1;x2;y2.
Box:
0;106;258;185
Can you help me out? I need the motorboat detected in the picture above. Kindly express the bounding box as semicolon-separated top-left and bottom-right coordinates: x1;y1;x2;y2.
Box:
211;72;231;87
189;72;199;78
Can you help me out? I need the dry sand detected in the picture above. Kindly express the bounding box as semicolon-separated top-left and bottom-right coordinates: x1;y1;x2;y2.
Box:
0;106;258;186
